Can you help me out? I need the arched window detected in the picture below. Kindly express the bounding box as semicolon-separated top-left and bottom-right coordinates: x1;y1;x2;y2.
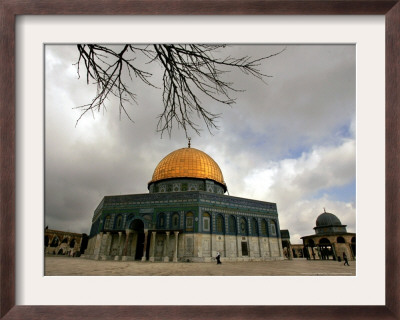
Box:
240;217;248;235
251;218;258;236
130;219;144;231
115;215;123;229
319;238;331;245
172;213;180;229
186;212;194;231
61;237;68;244
104;215;112;230
228;215;237;234
50;236;59;247
216;215;224;233
69;238;76;248
337;236;345;243
270;220;277;236
157;213;166;228
203;212;211;232
307;239;315;247
261;219;268;236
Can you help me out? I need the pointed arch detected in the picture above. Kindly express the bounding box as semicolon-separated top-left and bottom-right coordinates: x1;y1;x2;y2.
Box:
251;218;259;236
270;220;277;236
216;214;224;234
157;212;166;228
239;217;248;236
337;236;345;243
185;211;194;231
261;219;268;236
171;212;180;229
228;215;237;235
114;215;123;229
104;215;112;230
202;212;211;232
50;236;59;247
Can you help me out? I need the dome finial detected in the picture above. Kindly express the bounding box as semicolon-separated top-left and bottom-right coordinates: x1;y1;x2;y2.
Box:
188;137;191;148
323;207;326;213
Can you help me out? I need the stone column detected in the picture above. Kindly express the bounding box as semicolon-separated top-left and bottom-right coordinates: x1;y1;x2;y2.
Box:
223;235;227;258
45;236;51;255
210;232;215;258
258;236;262;258
93;232;104;259
331;243;338;261
114;232;123;260
117;232;123;255
141;230;149;261
150;231;157;262
89;237;94;254
302;240;308;260
316;246;322;259
310;246;315;260
236;236;241;257
182;234;185;258
348;243;355;260
130;233;138;257
277;238;283;258
99;233;109;256
163;231;170;262
266;236;272;258
106;232;113;256
288;243;293;260
122;230;131;256
173;231;179;262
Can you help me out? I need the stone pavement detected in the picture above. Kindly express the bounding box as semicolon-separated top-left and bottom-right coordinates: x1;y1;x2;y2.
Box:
45;256;356;276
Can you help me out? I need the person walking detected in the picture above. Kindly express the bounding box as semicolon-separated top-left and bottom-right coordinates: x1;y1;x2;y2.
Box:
343;252;350;266
216;252;222;265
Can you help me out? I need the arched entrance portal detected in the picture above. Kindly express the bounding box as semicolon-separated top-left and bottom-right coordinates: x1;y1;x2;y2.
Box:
44;235;49;247
319;238;335;260
351;237;356;258
282;240;291;259
130;219;145;260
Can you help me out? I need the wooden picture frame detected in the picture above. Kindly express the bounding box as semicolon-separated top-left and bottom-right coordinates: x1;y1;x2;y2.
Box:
1;1;399;319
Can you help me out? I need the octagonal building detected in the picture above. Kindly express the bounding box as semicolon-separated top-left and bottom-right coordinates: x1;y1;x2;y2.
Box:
83;144;283;262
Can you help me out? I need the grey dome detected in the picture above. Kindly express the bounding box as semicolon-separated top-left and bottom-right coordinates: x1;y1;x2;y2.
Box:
316;212;342;227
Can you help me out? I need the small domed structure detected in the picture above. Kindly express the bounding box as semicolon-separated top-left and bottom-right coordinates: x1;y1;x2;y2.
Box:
313;209;347;235
301;209;356;262
316;211;342;227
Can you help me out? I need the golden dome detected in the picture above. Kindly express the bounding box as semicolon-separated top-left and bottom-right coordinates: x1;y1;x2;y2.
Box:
149;147;226;188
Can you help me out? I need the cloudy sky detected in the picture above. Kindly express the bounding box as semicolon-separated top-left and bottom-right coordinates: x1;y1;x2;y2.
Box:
45;44;355;244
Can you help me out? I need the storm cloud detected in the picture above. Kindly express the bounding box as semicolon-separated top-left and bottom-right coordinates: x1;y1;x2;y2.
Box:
45;44;356;243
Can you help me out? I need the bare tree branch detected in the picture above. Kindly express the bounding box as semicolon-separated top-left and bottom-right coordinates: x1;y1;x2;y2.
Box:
74;44;284;137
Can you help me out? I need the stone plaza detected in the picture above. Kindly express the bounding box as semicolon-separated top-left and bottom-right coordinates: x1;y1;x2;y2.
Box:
45;256;356;276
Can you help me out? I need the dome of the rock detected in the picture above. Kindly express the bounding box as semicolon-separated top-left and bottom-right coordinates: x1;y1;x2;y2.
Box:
149;147;226;190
